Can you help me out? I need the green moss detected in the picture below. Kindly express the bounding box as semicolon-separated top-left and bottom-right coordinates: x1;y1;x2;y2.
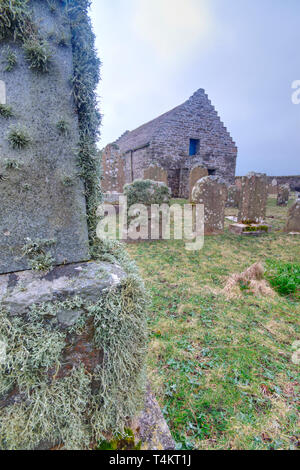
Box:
243;225;269;233
23;38;52;72
7;126;31;149
0;0;35;42
22;238;56;272
68;0;102;247
97;428;142;450
0;103;13;119
4;158;21;170
0;0;52;73
2;47;17;72
61;175;74;186
56;119;70;136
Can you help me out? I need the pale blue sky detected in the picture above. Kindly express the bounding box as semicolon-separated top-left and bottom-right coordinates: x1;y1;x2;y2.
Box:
90;0;300;176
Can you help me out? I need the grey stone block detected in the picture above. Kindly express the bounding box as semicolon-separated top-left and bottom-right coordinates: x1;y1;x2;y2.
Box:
0;261;126;316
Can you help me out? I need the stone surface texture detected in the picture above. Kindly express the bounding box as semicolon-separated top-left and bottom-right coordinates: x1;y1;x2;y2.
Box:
188;165;208;201
238;172;268;223
131;385;175;450
102;89;237;198
277;184;290;206
143;165;168;185
101;143;125;193
236;175;300;194
284;198;300;233
0;260;125;423
0;1;90;274
191;176;228;234
0;261;126;316
226;184;241;208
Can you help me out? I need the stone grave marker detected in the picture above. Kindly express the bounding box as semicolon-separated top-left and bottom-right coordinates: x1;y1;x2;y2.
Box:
277;184;290;206
284;196;300;233
189;165;208;201
238;172;268;223
191;176;228;234
226;184;241;208
143;164;168;185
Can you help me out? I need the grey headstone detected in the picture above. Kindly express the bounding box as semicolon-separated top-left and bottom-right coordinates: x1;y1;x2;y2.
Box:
0;1;90;274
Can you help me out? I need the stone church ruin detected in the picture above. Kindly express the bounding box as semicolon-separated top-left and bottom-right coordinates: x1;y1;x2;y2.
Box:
102;89;237;198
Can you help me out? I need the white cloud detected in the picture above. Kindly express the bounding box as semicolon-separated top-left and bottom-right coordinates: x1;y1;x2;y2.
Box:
132;0;213;61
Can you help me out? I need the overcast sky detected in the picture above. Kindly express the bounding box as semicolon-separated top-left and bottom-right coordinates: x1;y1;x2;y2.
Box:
90;0;300;176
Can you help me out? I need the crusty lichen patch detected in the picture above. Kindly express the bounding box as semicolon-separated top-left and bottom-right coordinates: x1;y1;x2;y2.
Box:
0;266;148;450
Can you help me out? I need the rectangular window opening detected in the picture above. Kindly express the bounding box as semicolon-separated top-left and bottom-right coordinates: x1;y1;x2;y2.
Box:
189;138;200;156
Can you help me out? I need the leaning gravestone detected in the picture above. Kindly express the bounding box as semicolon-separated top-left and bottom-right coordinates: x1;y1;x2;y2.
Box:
189;165;208;201
277;184;290;206
238;172;268;223
191;176;228;234
144;164;168;185
284;196;300;233
0;0;159;451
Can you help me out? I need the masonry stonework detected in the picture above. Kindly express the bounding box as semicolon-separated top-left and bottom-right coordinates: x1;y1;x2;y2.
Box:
102;89;237;198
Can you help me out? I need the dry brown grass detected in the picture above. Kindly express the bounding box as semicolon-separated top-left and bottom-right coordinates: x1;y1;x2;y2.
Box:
223;262;275;299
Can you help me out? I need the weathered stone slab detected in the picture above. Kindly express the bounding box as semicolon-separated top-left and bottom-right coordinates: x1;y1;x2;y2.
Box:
0;2;90;274
189;165;208;201
131;385;175;450
284;198;300;233
191;176;227;234
277;184;290;206
268;178;278;195
144;165;168;185
226;184;241;208
238;172;268;223
102;144;125;193
0;261;126;316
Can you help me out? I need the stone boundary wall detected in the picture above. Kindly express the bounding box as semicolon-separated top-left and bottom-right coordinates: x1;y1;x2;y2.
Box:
236;176;300;193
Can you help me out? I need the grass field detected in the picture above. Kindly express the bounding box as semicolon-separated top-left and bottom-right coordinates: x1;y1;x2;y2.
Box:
125;196;300;450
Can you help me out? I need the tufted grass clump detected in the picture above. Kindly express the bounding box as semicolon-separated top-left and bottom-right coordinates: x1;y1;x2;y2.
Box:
7;126;31;149
2;47;18;72
0;104;13;119
57;119;70;136
4;158;21;170
0;0;35;42
23;38;52;72
22;238;56;272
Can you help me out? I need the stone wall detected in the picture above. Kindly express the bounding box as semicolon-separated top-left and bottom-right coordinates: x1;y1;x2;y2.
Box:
102;89;237;198
267;176;300;193
236;176;300;194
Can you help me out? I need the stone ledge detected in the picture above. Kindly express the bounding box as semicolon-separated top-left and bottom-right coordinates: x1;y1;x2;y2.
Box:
0;261;126;316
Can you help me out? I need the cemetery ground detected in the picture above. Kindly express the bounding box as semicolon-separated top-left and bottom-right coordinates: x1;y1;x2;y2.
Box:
126;196;300;450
